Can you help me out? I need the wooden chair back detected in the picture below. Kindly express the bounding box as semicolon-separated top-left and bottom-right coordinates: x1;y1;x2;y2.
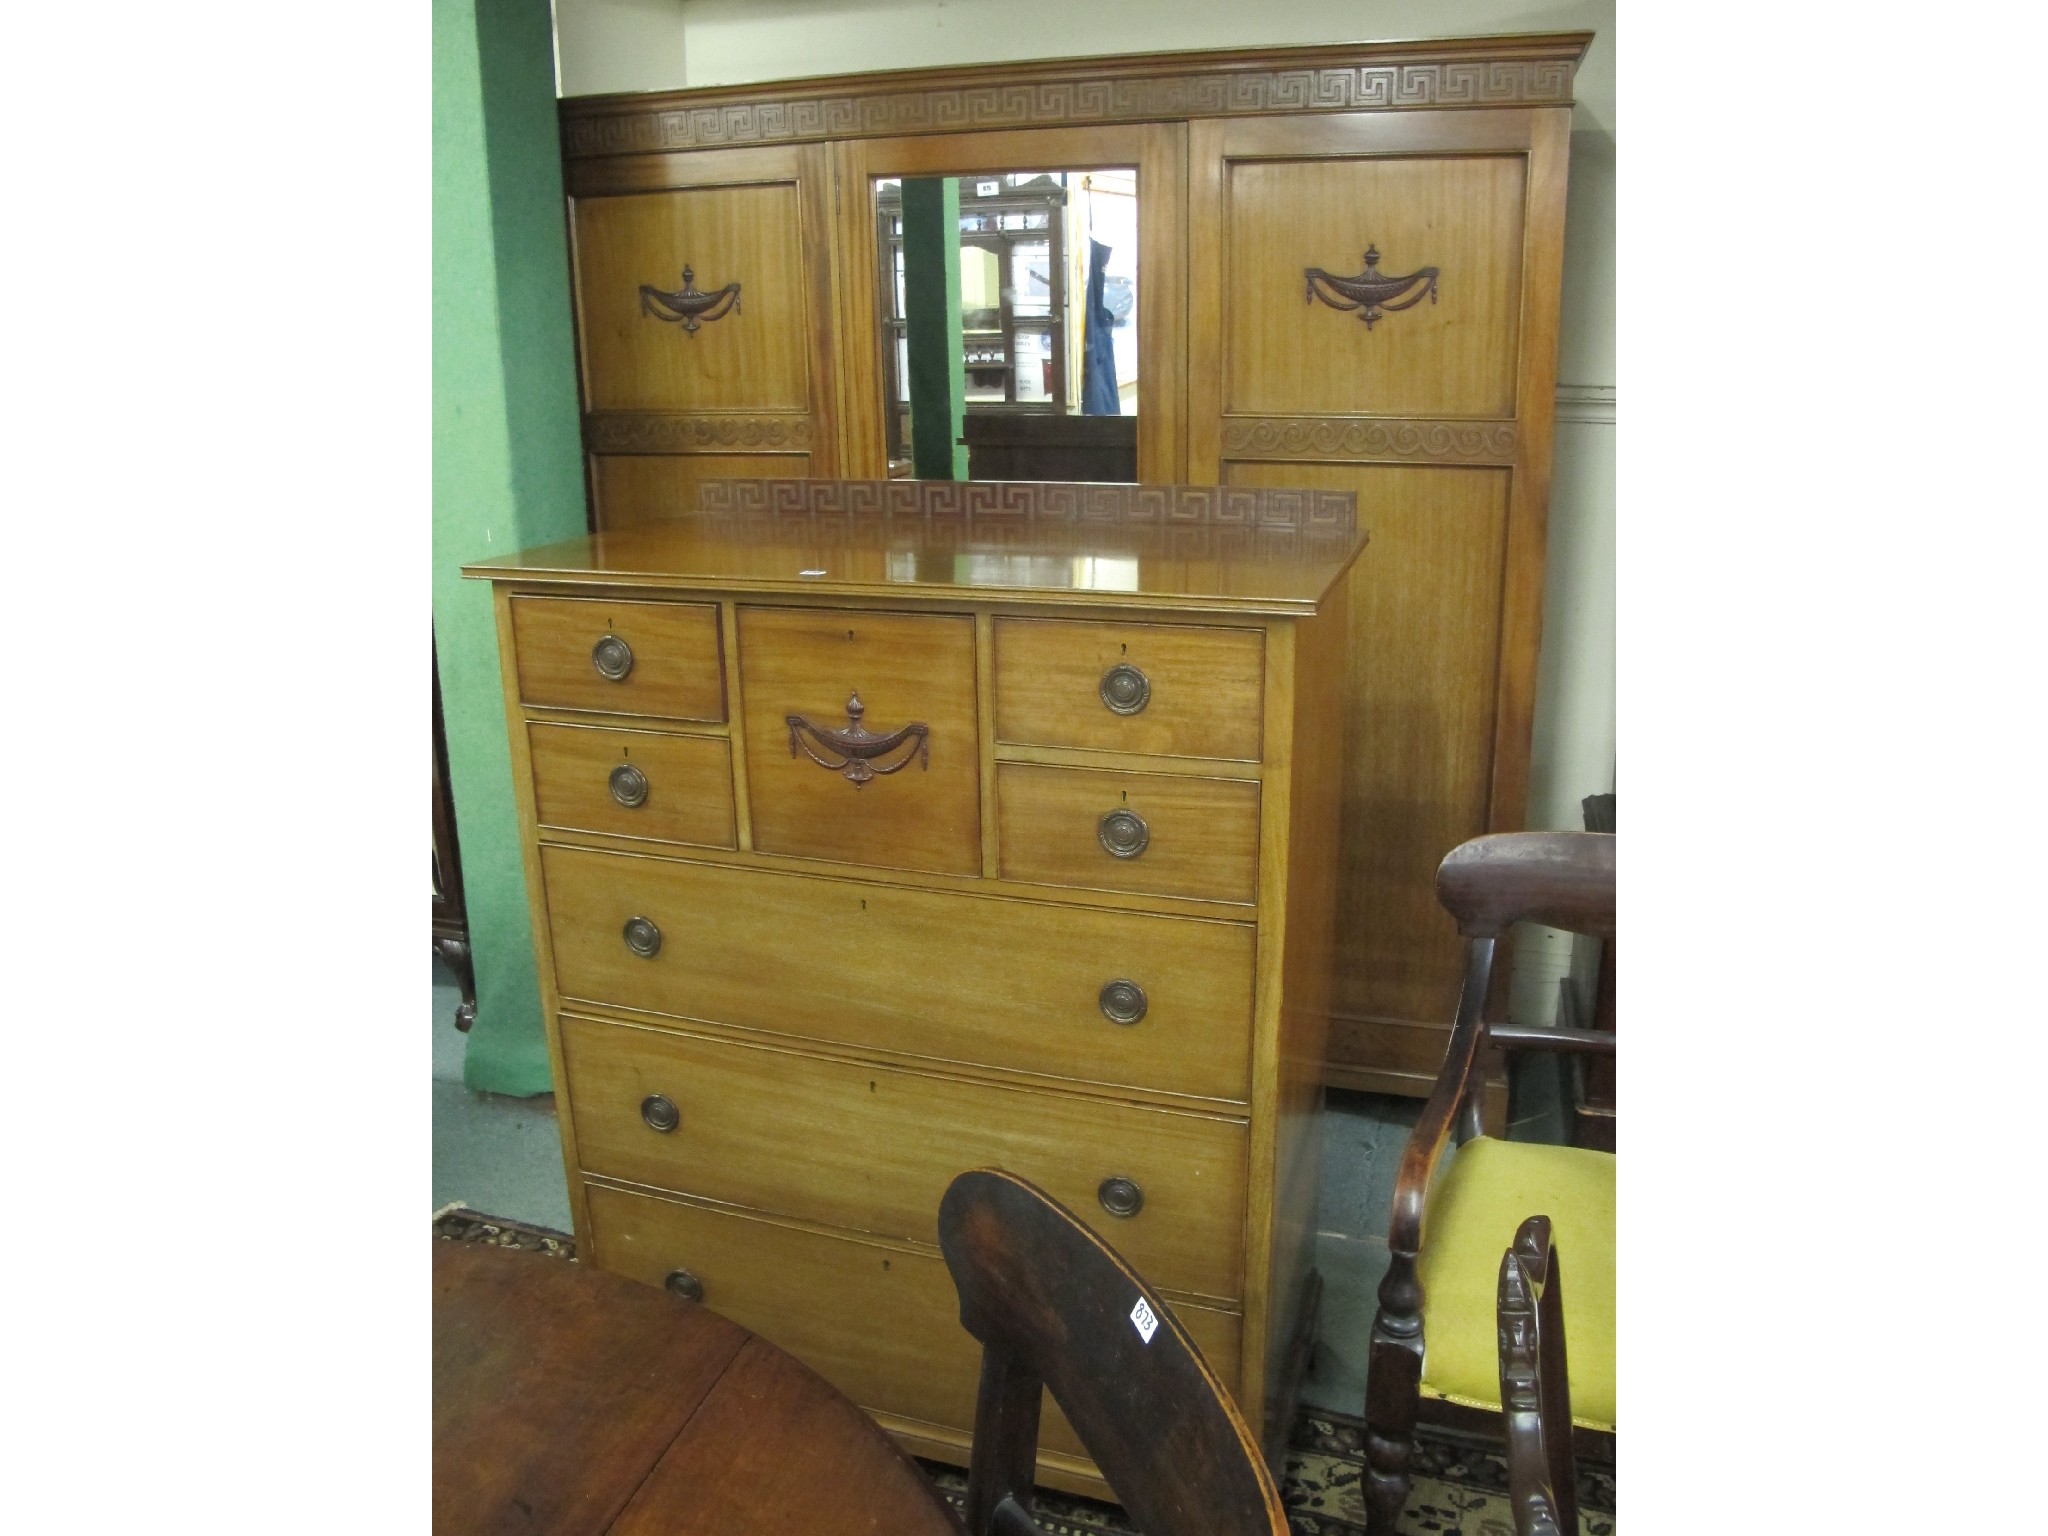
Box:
937;1168;1289;1536
1496;1215;1579;1536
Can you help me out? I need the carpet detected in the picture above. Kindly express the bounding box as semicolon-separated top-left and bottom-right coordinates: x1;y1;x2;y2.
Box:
434;1209;1615;1534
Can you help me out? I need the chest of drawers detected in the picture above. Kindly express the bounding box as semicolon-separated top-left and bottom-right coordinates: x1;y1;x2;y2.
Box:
464;478;1364;1493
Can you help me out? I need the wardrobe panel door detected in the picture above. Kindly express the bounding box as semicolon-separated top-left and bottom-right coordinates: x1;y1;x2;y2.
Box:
1224;462;1509;1034
1223;155;1527;420
573;183;808;413
568;145;838;531
1190;107;1570;1105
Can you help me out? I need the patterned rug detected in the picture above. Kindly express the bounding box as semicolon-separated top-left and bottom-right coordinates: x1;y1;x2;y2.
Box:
434;1209;1615;1534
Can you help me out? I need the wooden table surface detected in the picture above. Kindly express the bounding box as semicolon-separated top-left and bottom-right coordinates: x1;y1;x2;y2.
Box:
433;1239;963;1535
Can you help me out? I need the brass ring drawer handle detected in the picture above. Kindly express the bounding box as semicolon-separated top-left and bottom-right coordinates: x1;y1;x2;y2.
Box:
1098;1177;1144;1218
641;1094;679;1133
1098;979;1149;1025
592;634;634;681
623;915;663;958
1097;808;1150;859
1099;662;1151;716
609;763;649;808
665;1268;705;1302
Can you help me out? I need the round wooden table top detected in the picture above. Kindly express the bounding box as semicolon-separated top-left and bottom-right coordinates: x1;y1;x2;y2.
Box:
433;1238;963;1535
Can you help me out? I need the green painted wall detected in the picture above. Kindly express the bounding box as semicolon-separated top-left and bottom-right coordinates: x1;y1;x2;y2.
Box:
433;0;587;1095
901;177;967;480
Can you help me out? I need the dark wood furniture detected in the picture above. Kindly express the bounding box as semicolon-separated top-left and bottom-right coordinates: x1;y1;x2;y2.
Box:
1560;792;1615;1149
433;1237;961;1536
1496;1215;1577;1536
962;411;1137;482
432;640;477;1031
939;1168;1288;1536
1361;831;1615;1534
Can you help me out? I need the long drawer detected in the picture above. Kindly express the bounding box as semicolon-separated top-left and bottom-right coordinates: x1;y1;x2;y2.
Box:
540;845;1257;1102
563;1013;1249;1301
583;1181;1244;1465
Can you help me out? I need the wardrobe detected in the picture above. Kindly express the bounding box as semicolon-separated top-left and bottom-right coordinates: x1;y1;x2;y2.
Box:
553;29;1588;1109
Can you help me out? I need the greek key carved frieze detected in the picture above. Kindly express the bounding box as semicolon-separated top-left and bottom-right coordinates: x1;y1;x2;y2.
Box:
1221;417;1517;464
561;51;1580;158
583;413;813;453
697;477;1355;532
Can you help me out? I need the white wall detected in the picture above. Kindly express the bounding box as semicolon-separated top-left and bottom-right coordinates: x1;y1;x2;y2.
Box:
553;1;1618;1008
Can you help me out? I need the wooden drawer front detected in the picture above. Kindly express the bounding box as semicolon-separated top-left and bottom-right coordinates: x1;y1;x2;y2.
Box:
512;596;725;722
564;1015;1249;1301
540;846;1255;1102
528;723;735;850
737;606;980;876
994;619;1264;761
998;764;1261;904
584;1181;1243;1463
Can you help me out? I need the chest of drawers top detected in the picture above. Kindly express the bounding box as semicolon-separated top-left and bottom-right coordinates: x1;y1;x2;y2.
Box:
462;478;1363;617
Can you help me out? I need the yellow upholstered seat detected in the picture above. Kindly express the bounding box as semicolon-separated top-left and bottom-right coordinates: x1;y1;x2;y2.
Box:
1413;1134;1614;1431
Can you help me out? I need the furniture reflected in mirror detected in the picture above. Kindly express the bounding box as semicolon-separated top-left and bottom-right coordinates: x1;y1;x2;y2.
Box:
876;170;1137;480
432;641;477;1032
961;412;1135;482
1361;831;1615;1535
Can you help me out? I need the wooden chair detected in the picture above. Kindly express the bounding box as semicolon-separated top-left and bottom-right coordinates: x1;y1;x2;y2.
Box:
1497;1215;1578;1536
1361;831;1615;1534
937;1168;1289;1536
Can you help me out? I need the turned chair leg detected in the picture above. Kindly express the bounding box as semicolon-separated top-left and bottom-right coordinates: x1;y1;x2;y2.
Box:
1362;1255;1426;1536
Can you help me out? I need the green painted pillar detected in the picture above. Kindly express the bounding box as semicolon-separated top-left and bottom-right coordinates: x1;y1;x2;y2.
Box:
901;178;967;480
433;0;587;1095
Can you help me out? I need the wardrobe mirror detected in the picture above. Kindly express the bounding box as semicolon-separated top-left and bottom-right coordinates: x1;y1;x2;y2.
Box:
874;170;1137;482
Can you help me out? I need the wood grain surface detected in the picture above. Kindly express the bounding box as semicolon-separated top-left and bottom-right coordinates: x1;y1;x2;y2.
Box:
511;595;727;722
529;722;736;849
539;846;1257;1103
584;1181;1244;1469
993;617;1265;761
997;762;1261;904
561;1013;1250;1300
738;605;983;875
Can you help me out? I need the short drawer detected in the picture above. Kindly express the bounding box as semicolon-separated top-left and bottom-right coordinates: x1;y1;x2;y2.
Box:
563;1014;1249;1301
540;845;1256;1102
997;763;1261;904
528;723;735;849
994;618;1264;761
583;1181;1243;1465
737;606;980;877
511;595;725;721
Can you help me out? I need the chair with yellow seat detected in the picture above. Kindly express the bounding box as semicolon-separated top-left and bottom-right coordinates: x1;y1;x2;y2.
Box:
1360;831;1615;1535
